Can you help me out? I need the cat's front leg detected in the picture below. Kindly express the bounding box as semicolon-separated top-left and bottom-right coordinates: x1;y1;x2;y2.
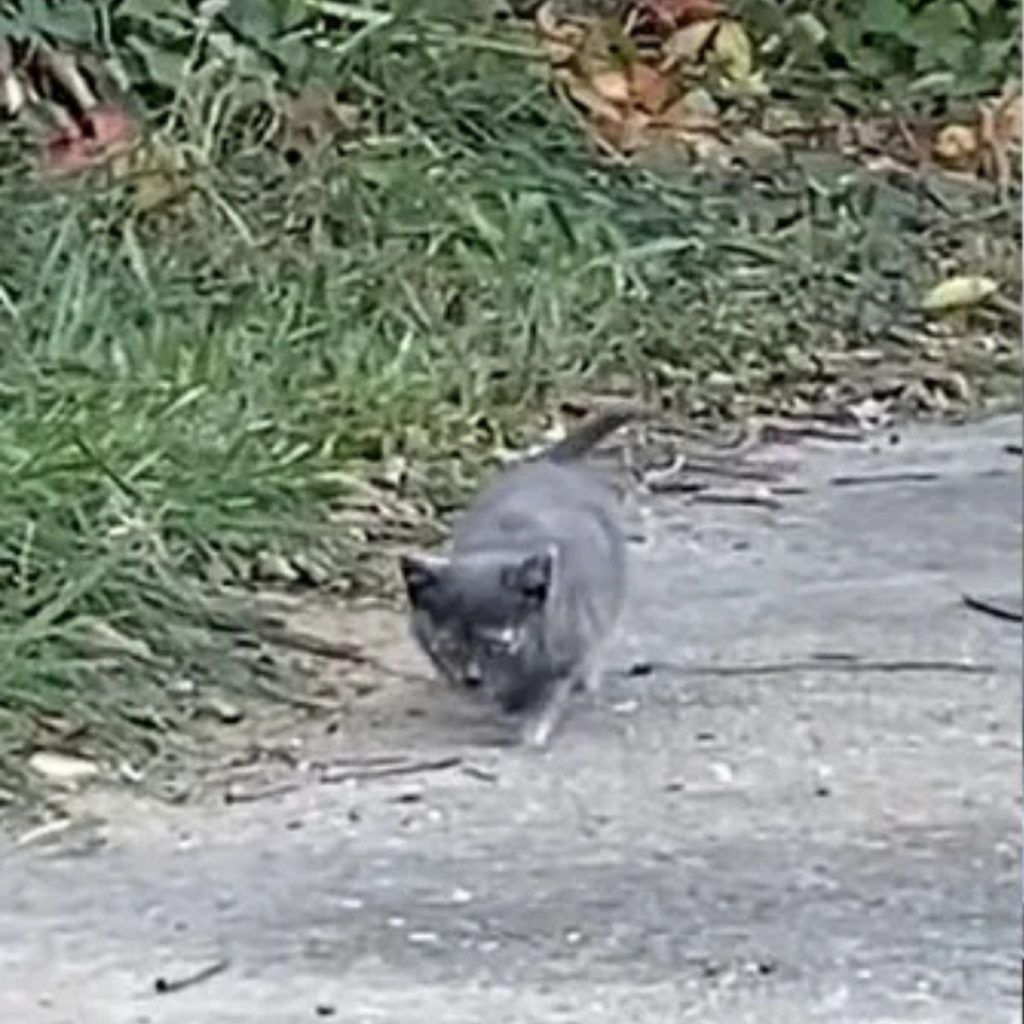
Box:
520;675;577;749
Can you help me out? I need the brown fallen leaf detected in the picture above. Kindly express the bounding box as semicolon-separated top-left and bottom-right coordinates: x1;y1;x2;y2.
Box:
932;86;1021;184
661;19;720;68
629;62;674;114
559;70;627;124
534;1;586;64
933;123;978;170
589;107;651;155
590;68;632;106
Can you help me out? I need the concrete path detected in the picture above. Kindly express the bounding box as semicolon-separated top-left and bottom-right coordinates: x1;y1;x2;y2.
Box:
1;416;1020;1024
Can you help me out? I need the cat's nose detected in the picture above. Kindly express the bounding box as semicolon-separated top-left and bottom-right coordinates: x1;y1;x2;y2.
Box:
463;667;483;689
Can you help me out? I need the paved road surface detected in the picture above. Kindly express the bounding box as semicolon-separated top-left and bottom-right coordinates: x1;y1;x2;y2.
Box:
1;415;1020;1023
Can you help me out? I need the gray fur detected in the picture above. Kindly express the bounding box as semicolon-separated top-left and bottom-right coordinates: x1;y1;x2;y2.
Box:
401;408;638;746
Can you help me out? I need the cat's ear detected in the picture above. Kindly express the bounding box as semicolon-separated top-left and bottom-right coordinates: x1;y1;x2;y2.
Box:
400;552;448;606
505;547;556;607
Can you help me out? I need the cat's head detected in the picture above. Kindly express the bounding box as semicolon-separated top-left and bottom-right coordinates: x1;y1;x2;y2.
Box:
400;546;556;711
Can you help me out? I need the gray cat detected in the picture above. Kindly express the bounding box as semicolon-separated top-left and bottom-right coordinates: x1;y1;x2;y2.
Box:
400;406;639;747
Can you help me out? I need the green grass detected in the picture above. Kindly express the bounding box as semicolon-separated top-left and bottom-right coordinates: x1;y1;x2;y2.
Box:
0;5;1018;788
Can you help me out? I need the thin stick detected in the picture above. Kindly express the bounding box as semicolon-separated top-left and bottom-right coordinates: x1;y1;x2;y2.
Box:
252;623;423;684
629;657;993;679
154;957;230;995
461;763;499;783
830;471;940;487
758;422;865;444
689;491;783;510
962;593;1023;624
683;458;786;482
224;781;301;805
248;670;349;713
318;756;461;785
240;622;369;663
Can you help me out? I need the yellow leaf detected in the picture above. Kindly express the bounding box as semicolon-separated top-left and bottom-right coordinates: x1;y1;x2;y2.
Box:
713;20;753;82
921;275;998;312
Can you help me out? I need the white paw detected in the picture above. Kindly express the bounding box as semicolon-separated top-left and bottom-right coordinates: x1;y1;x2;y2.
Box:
522;715;554;749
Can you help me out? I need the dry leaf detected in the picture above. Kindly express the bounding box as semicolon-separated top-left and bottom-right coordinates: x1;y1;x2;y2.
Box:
560;71;627;124
993;90;1021;146
538;34;578;65
534;1;585;65
629;63;673;114
712;20;753;82
657;90;720;131
535;0;573;40
593;108;651;154
921;275;998;312
590;69;632;106
662;19;719;67
791;12;828;48
730;127;786;169
933;124;978;170
672;86;719;117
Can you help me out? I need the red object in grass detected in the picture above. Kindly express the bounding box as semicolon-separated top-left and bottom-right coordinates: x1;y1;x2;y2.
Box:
634;0;726;31
41;102;139;174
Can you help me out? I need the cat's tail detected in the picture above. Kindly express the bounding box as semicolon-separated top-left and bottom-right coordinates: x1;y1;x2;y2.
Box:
539;403;651;464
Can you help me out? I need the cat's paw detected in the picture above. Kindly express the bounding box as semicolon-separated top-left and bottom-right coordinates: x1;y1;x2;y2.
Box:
521;712;557;749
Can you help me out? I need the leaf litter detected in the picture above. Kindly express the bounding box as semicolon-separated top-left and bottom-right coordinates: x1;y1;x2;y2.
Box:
533;1;1021;187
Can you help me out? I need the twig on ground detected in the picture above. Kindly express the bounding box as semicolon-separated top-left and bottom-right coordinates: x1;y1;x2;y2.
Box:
689;490;783;510
247;621;425;686
14;817;74;848
684;457;787;482
154;957;231;995
248;668;350;713
251;623;370;663
757;421;866;445
830;471;941;487
626;656;994;678
224;780;301;804
460;762;499;782
962;593;1024;624
318;755;461;785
